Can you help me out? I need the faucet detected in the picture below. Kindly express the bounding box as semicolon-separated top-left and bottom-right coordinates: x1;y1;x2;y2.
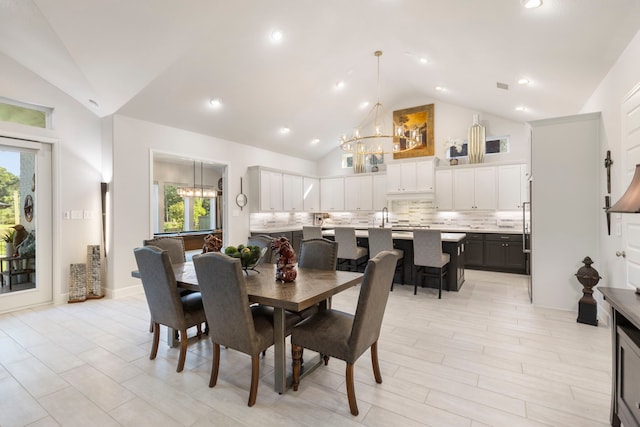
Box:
380;207;388;228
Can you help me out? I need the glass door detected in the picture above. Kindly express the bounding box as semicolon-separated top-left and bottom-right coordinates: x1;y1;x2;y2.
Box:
0;137;52;312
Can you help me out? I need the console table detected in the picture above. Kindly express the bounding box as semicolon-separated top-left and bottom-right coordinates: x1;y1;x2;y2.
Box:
599;287;640;427
0;255;35;290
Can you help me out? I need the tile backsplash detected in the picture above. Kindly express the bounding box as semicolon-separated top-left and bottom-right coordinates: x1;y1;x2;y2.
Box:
250;200;524;232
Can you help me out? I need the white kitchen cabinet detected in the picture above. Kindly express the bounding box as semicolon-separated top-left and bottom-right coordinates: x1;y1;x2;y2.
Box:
453;166;495;210
372;174;387;210
282;173;304;211
387;160;434;194
248;167;283;212
320;177;345;211
345;175;373;211
497;164;528;210
303;177;320;212
435;169;453;210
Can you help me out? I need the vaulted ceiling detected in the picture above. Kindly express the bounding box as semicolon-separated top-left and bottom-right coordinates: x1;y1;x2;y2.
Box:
1;0;640;160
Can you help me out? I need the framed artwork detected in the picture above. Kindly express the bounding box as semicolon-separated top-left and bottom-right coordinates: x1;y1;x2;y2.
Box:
393;103;434;159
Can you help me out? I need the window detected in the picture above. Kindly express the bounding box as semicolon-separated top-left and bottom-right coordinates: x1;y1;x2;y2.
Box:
446;136;510;159
0;97;53;129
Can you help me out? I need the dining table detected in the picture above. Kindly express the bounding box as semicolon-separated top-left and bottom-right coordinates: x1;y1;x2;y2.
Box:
132;261;363;394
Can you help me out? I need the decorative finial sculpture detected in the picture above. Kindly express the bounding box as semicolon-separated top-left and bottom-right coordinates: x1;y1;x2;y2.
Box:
270;237;297;282
575;256;601;326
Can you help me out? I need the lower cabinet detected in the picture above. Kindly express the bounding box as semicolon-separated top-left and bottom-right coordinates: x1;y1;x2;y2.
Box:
464;233;527;274
618;326;640;427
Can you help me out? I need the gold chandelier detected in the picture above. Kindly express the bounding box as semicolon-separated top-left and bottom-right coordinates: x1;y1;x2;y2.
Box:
339;51;421;157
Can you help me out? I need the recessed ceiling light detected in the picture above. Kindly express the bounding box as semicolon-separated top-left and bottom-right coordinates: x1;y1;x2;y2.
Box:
311;138;320;145
270;30;283;42
360;101;370;109
419;57;428;64
515;106;527;112
335;81;345;90
280;127;291;134
518;78;530;85
435;86;445;92
521;0;542;9
209;98;222;108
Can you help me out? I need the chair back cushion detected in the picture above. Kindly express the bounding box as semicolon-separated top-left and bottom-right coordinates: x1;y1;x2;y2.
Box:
143;236;186;263
413;229;444;267
302;226;323;240
367;228;394;257
347;251;397;362
192;252;261;354
298;238;338;270
134;246;186;329
334;228;358;259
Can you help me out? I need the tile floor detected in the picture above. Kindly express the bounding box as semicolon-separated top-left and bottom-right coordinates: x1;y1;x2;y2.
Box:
0;270;612;426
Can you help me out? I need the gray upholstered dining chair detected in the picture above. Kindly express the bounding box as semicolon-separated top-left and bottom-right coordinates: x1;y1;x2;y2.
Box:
334;227;368;272
367;227;404;290
247;234;276;264
413;229;450;299
192;252;300;407
133;245;207;372
143;236;186;263
302;225;323;240
290;251;397;416
298;238;338;271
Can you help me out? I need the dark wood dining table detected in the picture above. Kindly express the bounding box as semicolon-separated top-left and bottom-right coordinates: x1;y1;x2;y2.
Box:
133;262;363;393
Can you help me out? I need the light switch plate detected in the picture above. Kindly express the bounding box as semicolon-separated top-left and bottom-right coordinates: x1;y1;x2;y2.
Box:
71;210;82;219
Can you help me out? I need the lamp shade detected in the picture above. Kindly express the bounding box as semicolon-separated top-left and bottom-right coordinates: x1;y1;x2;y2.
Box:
608;164;640;213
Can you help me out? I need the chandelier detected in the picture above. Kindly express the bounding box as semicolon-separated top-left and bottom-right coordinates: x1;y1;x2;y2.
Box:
177;161;219;198
339;51;421;157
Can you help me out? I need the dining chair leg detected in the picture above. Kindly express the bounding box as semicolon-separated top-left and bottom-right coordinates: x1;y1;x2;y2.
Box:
196;323;202;338
345;363;359;416
371;341;382;384
150;322;160;360
323;355;330;365
209;343;220;387
177;328;188;372
438;269;442;299
149;320;154;333
248;355;260;407
291;344;302;391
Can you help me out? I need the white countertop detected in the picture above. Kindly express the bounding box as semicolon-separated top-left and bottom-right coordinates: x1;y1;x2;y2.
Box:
250;225;521;236
321;229;466;242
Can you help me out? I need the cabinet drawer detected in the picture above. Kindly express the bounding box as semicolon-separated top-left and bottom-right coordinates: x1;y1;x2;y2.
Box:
466;233;484;241
485;234;522;243
618;326;640;427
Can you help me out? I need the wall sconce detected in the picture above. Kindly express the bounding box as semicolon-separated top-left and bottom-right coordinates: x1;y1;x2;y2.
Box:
608;164;640;213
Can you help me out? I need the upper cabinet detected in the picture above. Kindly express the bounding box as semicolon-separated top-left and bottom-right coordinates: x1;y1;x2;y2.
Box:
248;167;283;212
282;173;304;211
345;175;373;211
320;177;345;211
303;177;320;212
497;164;528;210
387;159;434;194
435;169;453;210
372;174;388;210
453;166;496;210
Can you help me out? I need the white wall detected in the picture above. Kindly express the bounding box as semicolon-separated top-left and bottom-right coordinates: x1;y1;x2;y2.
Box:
317;97;529;177
0;52;103;306
108;115;316;296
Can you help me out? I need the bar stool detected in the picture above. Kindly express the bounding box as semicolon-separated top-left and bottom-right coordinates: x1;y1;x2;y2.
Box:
302;226;323;240
334;227;368;272
413;229;450;299
367;228;404;290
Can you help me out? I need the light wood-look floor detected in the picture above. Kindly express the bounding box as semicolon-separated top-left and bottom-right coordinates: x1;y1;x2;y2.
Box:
0;270;611;426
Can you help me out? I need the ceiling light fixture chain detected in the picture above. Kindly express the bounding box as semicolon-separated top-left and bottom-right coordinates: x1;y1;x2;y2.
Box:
339;50;420;156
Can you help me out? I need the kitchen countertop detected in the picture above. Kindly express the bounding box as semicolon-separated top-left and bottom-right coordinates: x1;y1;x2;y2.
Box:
321;229;466;242
251;225;521;235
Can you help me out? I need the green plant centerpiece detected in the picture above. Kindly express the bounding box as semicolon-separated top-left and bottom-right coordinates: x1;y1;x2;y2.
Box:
224;244;267;274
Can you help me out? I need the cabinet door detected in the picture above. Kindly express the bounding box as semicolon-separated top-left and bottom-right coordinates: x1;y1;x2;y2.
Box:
400;162;417;192
474;167;496;210
415;160;434;192
386;163;403;193
435;169;453;210
282;174;303;211
505;242;526;269
345;175;372;211
303;177;320;212
260;170;283;211
320;177;344;211
484;240;506;268
453;169;475;210
465;234;484;266
372;174;387;210
498;164;526;210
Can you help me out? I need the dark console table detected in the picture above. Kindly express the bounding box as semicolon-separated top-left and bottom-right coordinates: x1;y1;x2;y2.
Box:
599;287;640;427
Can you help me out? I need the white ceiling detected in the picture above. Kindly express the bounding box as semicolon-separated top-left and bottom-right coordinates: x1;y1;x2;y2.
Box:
1;0;640;161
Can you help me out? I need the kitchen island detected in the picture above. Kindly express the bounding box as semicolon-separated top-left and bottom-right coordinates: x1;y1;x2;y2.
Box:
322;229;466;293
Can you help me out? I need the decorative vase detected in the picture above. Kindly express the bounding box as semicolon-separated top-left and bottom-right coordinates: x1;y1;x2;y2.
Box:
270;237;297;282
69;263;87;303
468;114;485;164
86;245;103;299
5;243;14;258
353;144;365;173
